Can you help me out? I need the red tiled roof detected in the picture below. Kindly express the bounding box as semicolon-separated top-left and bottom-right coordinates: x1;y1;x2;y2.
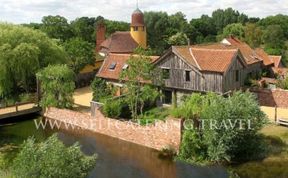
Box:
255;48;274;66
173;46;239;73
97;54;159;81
269;55;283;68
223;37;262;65
272;67;288;77
100;32;139;54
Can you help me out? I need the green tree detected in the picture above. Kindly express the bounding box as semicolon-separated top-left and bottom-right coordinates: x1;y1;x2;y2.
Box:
244;23;263;48
167;32;189;46
220;23;245;40
258;14;288;38
37;65;75;109
144;11;171;54
120;49;158;119
105;19;130;37
262;25;286;55
71;17;97;43
138;85;159;115
91;77;113;102
63;38;95;73
12;134;96;178
0;23;67;98
175;92;267;163
189;15;217;44
41;15;73;41
167;12;188;35
212;8;248;33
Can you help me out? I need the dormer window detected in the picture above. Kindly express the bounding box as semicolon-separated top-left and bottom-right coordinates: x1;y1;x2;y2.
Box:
109;62;117;70
122;64;129;70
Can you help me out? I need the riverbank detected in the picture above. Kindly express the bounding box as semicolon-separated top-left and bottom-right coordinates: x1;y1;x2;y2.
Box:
44;107;182;151
0;119;228;178
231;124;288;177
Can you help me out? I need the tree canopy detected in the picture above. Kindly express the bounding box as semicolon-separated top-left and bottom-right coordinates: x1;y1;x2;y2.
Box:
37;65;75;109
41;15;73;42
120;48;159;119
63;38;95;73
174;92;268;163
12;134;96;178
21;9;288;63
0;23;67;98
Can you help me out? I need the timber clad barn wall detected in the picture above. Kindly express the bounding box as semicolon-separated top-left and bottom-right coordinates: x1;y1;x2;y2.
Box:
155;52;246;94
251;88;288;108
223;56;245;92
157;53;224;93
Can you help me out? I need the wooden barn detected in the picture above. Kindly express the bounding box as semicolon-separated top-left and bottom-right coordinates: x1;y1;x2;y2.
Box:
153;45;247;105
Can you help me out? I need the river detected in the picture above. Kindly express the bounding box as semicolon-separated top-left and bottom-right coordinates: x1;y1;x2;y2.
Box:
0;116;228;178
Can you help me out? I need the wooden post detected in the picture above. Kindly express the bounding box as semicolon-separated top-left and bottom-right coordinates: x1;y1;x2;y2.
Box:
275;105;277;123
172;90;177;108
36;79;41;106
15;102;18;112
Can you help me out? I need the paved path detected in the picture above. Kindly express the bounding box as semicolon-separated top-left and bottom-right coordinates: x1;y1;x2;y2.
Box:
73;87;92;107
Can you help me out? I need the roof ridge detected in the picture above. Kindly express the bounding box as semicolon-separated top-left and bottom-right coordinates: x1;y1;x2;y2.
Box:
114;31;130;34
191;47;238;52
269;55;282;57
189;48;202;70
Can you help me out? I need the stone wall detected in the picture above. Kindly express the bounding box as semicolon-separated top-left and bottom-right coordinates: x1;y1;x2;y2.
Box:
44;107;182;151
251;88;288;108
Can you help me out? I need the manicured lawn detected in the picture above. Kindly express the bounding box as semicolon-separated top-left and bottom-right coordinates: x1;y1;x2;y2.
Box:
231;124;288;178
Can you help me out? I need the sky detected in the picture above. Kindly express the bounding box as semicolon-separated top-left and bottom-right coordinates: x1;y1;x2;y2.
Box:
1;0;288;24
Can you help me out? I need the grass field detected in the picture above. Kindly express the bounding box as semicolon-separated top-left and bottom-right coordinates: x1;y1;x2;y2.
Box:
232;124;288;178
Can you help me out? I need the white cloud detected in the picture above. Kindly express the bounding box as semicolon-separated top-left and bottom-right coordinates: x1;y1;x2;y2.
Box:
0;0;287;24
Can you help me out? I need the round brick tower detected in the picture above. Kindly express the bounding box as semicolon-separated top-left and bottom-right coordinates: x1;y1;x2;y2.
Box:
130;8;147;48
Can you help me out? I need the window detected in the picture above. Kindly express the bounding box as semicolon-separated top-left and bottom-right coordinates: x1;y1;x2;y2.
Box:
122;64;129;70
141;27;145;31
109;62;116;70
163;90;172;105
185;71;191;82
133;27;138;31
235;70;239;82
162;69;170;79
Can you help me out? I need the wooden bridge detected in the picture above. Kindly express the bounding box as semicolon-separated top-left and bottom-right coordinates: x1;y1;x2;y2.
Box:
0;102;41;123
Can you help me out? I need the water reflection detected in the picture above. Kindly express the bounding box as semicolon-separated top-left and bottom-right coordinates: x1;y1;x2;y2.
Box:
1;119;228;178
57;129;228;178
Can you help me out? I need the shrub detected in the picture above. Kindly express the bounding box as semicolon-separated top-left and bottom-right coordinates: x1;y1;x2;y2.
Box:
176;91;268;164
102;99;122;118
12;134;96;178
91;77;114;102
37;65;75;109
139;107;170;125
19;93;34;103
277;75;288;89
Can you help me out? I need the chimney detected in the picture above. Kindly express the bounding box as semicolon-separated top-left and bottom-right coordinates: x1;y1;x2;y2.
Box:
96;21;106;53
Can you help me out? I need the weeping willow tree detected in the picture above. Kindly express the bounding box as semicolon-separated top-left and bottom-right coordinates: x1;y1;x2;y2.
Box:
0;23;67;98
37;65;75;109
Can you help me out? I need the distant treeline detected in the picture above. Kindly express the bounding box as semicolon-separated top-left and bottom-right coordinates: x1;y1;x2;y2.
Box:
23;7;288;59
